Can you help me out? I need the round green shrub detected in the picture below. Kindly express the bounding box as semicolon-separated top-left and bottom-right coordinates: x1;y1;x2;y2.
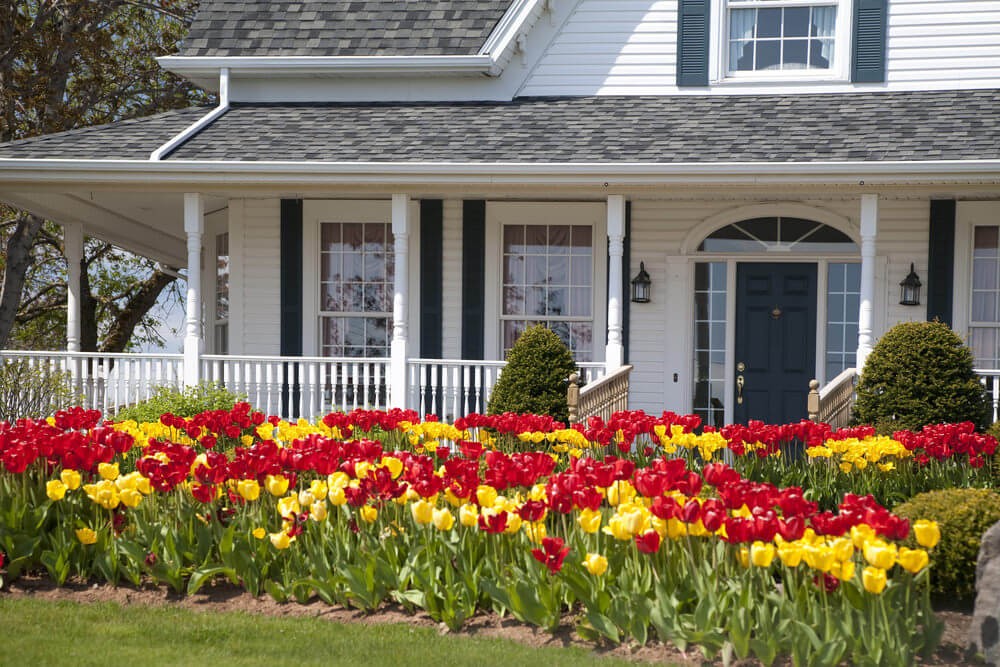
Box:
893;488;1000;599
853;320;990;433
114;382;248;423
486;324;577;423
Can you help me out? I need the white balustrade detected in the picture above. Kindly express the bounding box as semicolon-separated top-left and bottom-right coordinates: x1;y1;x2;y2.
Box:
1;350;184;416
201;354;389;420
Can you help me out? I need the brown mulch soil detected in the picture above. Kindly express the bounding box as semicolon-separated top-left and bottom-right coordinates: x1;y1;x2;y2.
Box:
0;575;979;666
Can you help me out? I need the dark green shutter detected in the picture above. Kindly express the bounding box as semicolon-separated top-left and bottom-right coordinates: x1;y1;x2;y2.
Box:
927;200;956;326
279;199;303;356
280;199;303;417
677;0;710;87
852;0;888;83
461;201;486;361
419;200;443;358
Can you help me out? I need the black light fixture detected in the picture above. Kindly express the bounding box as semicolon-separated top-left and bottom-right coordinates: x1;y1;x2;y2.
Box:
899;263;922;306
631;261;651;303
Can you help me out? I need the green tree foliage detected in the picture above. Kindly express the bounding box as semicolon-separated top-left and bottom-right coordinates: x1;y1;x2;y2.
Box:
0;0;208;351
853;321;991;432
487;325;577;423
114;383;248;423
893;488;1000;599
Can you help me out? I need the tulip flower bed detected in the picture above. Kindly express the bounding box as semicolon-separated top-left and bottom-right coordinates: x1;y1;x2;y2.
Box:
0;406;963;666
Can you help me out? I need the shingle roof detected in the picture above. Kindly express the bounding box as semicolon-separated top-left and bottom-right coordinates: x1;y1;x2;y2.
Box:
178;1;515;57
0;107;211;160
2;90;999;163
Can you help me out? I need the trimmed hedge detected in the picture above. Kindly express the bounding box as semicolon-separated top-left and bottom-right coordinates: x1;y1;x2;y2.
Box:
854;321;990;433
487;325;576;423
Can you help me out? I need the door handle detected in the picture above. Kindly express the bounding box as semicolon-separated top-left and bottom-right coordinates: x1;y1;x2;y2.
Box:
736;375;745;404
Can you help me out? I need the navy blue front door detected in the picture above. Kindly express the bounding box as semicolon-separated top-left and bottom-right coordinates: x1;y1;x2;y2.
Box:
734;263;817;425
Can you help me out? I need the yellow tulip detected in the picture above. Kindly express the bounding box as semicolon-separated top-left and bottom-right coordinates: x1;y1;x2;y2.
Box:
913;520;941;549
310;500;328;522
863;540;897;570
411;499;434;525
277;495;301;519
265;474;289;496
309;479;328;500
252;527;266;539
777;541;804;568
830;537;855;563
459;503;478;527
738;546;750;568
237;479;261;502
577;508;602;534
76;527;98;545
98;462;120;481
382;456;404;479
432;508;455;531
523;521;546;543
836;559;856;582
298;490;316;507
862;566;887;594
750;541;776;568
60;469;82;490
360;505;378;524
120;488;143;509
666;518;688;540
898;547;929;574
504;514;522;534
328;471;350;490
583;553;609;577
328;487;347;506
269;531;292;550
476;485;498;508
850;524;875;550
46;479;67;501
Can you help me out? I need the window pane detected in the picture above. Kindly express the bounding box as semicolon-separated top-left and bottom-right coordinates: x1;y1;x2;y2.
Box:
548;225;570;252
975;226;999;254
757;8;781;37
784;7;810;37
783;40;808;68
756;41;781;70
549;254;569;285
693;262;727;424
812;6;836;36
504;225;524;253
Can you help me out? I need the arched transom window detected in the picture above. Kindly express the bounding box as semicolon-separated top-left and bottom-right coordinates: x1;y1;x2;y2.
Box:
698;217;857;253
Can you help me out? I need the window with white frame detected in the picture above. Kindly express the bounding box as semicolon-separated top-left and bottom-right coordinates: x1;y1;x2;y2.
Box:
726;0;838;74
214;232;229;354
501;224;594;361
319;222;394;358
970;226;1000;367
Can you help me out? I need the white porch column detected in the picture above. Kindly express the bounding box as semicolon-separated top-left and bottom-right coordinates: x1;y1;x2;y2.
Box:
183;193;204;386
389;194;410;408
856;194;878;371
605;195;626;371
63;222;83;353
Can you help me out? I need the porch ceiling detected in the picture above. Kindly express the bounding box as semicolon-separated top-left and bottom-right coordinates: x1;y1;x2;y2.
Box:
0;189;227;266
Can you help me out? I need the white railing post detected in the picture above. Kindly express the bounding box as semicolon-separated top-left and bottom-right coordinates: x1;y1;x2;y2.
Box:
856;194;878;371
605;195;625;372
183;193;204;387
390;194;410;408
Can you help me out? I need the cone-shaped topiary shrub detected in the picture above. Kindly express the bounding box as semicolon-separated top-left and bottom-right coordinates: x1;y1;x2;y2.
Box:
487;324;577;423
854;320;990;433
893;488;1000;599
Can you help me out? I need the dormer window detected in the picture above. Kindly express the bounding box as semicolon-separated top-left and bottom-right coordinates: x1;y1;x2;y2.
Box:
727;1;837;73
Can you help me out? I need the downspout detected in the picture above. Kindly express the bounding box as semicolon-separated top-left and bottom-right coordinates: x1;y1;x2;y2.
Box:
150;67;229;160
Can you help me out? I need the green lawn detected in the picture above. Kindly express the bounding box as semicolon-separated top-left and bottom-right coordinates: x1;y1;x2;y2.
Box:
0;597;649;667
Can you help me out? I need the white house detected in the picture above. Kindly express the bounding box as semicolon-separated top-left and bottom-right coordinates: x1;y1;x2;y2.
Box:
2;0;1000;425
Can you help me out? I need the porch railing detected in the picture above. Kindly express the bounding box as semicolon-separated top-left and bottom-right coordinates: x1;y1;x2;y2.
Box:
568;364;632;423
975;369;1000;423
1;350;184;415
201;355;389;419
807;367;857;429
407;359;607;421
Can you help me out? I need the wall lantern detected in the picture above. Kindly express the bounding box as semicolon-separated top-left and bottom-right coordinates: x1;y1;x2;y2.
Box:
899;263;922;306
631;262;651;303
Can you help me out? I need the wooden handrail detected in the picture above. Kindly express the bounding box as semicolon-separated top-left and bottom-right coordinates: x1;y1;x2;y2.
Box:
807;367;857;429
568;365;632;423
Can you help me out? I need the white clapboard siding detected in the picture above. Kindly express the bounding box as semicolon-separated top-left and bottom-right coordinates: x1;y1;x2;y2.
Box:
441;200;464;360
519;0;1000;96
238;199;282;355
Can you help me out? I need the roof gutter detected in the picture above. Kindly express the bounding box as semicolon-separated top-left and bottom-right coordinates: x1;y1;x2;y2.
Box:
158;56;495;82
3;158;1000;187
149;68;230;161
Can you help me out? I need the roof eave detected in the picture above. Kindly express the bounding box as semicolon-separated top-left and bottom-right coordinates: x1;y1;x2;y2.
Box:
2;158;1000;187
158;55;500;85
